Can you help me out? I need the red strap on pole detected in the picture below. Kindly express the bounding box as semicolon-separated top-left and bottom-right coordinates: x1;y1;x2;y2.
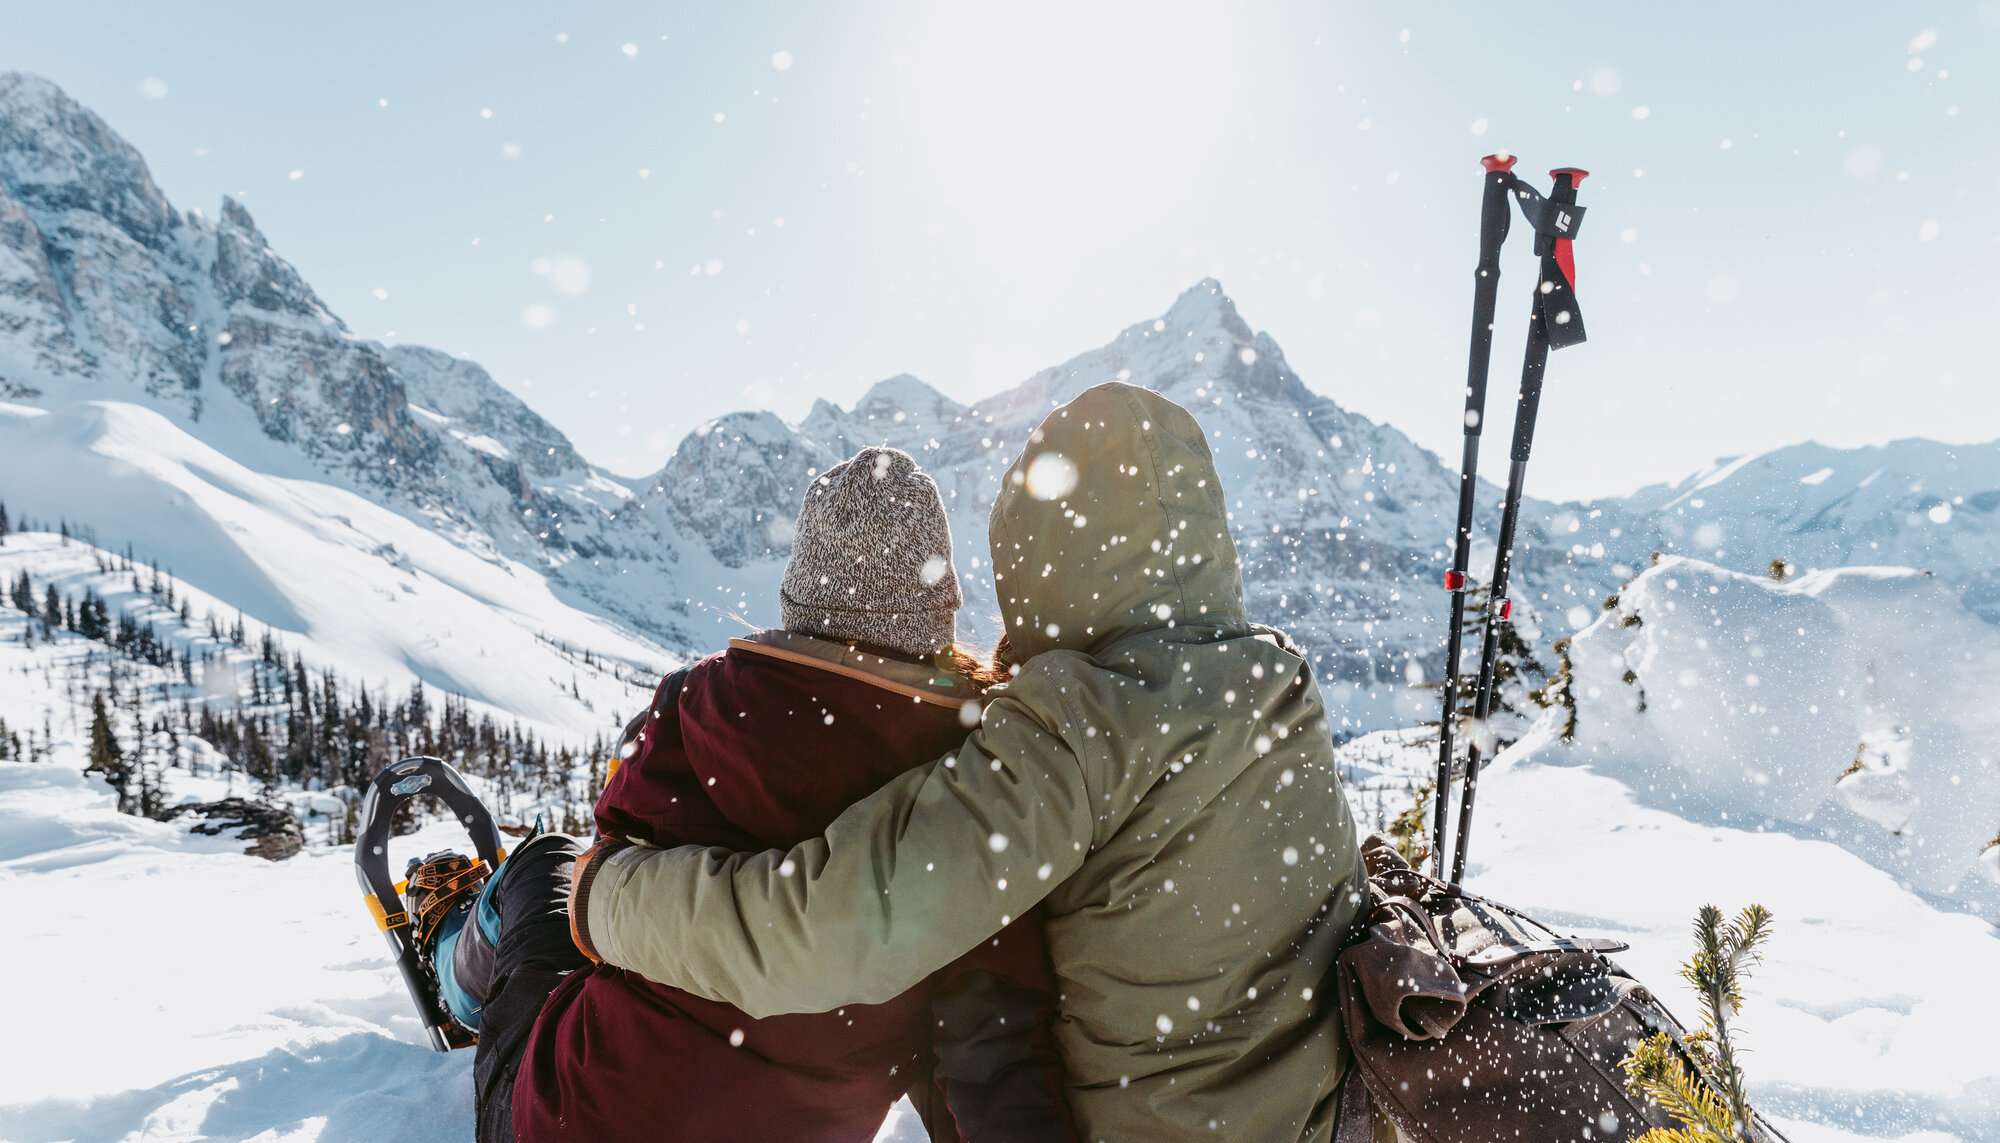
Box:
1548;169;1589;290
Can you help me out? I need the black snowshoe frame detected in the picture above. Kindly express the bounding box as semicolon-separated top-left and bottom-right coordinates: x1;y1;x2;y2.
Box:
355;755;507;1052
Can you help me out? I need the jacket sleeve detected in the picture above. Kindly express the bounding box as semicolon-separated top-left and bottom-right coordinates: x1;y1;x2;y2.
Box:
580;665;1104;1018
930;909;1079;1143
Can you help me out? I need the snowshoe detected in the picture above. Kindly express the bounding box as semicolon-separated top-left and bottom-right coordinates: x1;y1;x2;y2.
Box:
404;849;496;1035
355;756;507;1051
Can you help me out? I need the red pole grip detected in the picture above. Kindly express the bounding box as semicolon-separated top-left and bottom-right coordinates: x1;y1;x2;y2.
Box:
1549;167;1589;187
1481;153;1518;173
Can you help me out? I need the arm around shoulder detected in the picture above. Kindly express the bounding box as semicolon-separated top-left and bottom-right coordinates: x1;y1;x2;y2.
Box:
585;677;1097;1018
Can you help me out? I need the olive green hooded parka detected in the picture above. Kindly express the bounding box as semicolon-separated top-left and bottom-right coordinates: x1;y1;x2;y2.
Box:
584;382;1366;1142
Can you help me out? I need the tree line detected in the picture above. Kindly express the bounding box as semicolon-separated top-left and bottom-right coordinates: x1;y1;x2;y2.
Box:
2;500;611;838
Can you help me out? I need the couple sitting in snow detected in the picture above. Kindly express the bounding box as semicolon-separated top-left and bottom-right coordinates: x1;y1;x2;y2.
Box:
431;382;1367;1142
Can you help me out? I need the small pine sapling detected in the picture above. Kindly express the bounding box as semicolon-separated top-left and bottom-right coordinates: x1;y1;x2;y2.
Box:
87;691;134;812
1527;636;1579;741
1837;741;1870;782
1386;779;1433;866
1623;904;1775;1142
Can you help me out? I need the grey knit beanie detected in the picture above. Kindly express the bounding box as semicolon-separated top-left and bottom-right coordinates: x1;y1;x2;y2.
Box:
779;446;961;658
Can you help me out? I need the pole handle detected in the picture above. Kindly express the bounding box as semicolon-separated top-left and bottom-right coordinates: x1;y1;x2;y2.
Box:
1481;153;1519;173
1549;167;1589;187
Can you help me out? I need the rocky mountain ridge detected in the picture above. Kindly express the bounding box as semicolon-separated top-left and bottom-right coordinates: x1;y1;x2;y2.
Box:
4;72;1997;732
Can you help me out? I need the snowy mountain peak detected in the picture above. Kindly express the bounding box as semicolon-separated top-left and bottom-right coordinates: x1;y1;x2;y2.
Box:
388;345;582;477
970;277;1313;423
1160;277;1253;340
213;196;341;327
0;72;177;251
851;373;965;433
644;409;836;570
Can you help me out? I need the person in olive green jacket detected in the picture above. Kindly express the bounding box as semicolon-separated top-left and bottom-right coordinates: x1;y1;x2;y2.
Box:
573;382;1368;1142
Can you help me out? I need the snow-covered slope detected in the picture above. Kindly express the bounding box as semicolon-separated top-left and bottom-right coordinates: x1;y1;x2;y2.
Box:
0;757;938;1143
1335;558;2000;1140
0;412;661;741
1465;760;2000;1142
1586;440;2000;622
1547;555;2000;911
1459;557;2000;1139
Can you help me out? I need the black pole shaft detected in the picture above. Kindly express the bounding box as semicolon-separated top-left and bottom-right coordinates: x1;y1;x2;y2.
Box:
1449;168;1585;885
1430;155;1517;879
1449;329;1547;885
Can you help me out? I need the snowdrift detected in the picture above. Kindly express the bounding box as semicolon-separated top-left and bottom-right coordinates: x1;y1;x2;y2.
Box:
1448;555;2000;1139
0;756;930;1143
1549;556;2000;909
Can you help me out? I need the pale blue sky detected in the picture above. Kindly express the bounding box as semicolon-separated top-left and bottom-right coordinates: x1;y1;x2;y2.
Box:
6;1;1996;498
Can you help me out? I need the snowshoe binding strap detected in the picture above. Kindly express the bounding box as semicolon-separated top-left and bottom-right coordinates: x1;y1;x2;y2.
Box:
406;852;491;949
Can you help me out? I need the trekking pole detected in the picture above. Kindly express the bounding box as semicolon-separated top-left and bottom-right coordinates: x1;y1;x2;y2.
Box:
1449;168;1589;886
1429;153;1521;880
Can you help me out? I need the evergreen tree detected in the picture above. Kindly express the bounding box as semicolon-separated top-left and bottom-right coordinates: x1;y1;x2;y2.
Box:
0;499;9;544
132;719;167;819
1528;637;1580;742
9;570;31;612
1416;584;1547;751
1623;904;1775;1142
41;584;61;635
77;590;109;641
87;691;134;812
244;719;276;793
1385;779;1434;867
136;754;165;817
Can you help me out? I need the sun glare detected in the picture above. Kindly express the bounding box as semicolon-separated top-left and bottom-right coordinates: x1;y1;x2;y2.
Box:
898;2;1260;274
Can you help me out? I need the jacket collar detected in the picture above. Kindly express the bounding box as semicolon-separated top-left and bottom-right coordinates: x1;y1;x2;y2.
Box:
729;630;982;709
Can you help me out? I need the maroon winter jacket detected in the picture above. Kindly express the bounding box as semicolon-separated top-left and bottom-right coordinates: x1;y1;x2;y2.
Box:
512;631;1075;1143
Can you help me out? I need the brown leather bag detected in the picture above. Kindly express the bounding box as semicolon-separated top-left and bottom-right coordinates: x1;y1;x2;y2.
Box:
1331;835;1784;1143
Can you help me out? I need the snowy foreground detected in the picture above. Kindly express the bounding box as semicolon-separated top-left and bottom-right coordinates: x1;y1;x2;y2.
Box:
3;559;1998;1142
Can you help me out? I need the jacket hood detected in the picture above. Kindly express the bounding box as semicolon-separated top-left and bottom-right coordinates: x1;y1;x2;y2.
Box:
989;383;1245;661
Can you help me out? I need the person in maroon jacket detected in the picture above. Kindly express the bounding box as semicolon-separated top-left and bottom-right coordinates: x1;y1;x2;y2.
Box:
431;446;1075;1143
